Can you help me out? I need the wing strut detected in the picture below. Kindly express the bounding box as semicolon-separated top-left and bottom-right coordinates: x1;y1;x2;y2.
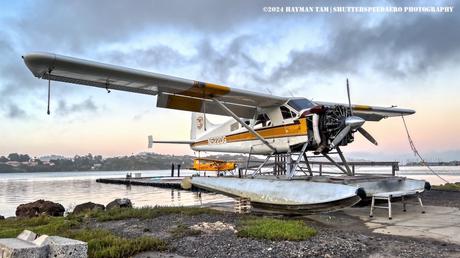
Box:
212;98;277;153
287;142;309;179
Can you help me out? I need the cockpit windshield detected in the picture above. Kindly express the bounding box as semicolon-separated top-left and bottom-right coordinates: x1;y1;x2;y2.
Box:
287;98;315;111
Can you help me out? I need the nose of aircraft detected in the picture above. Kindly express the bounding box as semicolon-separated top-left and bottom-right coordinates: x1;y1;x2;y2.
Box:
345;116;365;129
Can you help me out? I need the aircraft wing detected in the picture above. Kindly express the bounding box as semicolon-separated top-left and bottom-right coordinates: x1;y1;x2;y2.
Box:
23;52;287;118
315;101;415;121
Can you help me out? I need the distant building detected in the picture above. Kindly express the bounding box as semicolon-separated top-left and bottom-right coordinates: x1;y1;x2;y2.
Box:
42;161;55;166
91;164;102;170
5;161;21;167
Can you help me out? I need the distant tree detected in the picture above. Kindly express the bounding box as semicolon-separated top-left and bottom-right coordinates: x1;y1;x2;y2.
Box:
18;154;30;162
94;155;103;163
8;153;20;161
7;153;30;162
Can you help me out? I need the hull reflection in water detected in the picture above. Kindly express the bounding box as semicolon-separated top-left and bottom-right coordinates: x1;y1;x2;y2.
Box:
191;177;361;214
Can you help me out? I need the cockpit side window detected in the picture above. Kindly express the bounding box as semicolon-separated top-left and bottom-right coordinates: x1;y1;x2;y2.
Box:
287;99;315;111
254;113;271;127
280;106;295;119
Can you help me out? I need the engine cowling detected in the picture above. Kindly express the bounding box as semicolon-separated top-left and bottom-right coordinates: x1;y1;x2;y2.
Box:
320;105;355;148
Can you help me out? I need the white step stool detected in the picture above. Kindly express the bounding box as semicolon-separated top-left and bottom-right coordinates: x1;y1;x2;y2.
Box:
369;190;425;220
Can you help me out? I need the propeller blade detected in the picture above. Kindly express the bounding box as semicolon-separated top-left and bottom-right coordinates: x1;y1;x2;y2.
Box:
331;125;351;148
346;78;353;116
357;127;378;146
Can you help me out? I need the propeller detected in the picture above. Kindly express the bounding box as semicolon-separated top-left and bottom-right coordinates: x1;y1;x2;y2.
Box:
347;79;353;116
357;127;378;146
330;79;378;148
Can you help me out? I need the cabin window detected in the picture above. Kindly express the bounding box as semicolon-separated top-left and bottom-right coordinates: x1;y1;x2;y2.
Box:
287;98;315;111
254;113;271;127
230;122;239;131
280;106;295;119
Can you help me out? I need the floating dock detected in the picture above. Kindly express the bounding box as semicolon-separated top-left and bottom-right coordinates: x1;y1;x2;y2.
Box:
96;177;187;189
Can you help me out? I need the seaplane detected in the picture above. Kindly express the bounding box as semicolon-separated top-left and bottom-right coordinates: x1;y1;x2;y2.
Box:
190;157;237;173
23;52;426;214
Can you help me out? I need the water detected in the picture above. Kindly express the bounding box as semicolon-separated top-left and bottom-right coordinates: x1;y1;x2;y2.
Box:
0;170;234;217
1;167;459;217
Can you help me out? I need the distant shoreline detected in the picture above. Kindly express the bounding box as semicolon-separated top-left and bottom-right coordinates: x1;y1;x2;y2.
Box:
0;169;176;174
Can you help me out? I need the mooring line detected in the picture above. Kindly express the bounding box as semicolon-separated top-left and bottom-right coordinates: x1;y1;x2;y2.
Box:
401;115;450;184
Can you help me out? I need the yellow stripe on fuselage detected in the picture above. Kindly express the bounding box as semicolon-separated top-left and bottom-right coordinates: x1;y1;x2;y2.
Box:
191;118;308;147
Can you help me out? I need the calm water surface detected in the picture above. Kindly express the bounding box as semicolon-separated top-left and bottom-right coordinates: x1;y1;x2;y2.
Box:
0;170;233;217
1;167;459;217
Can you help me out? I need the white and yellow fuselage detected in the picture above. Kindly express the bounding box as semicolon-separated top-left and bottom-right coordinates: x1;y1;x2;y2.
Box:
189;113;310;155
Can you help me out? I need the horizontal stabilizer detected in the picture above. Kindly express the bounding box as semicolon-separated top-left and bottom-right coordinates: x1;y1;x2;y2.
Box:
147;135;194;148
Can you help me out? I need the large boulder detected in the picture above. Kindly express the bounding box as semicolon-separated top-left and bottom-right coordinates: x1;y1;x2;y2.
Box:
16;200;65;217
106;198;132;210
72;202;105;214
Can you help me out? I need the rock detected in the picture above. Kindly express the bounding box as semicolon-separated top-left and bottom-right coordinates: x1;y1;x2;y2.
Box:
0;230;88;258
106;198;132;209
190;221;237;234
34;235;88;258
72;202;105;214
0;238;48;258
17;230;37;241
16;199;65;217
0;215;4;220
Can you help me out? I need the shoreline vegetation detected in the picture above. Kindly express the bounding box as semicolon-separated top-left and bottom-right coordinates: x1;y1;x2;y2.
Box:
0;152;250;173
1;152;460;174
432;182;460;191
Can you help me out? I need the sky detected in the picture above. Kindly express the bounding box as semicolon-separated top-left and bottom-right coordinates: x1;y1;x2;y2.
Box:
0;0;459;162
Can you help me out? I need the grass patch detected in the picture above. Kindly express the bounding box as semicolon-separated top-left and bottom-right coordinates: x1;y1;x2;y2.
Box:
0;215;79;238
67;229;167;258
169;223;201;238
0;214;166;258
432;183;460;191
237;217;316;241
80;206;221;222
0;206;218;257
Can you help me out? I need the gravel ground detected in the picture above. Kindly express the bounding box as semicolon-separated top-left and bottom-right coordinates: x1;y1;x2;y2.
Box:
89;190;460;258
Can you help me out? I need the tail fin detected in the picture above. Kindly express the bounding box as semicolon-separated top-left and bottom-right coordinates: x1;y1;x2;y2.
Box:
191;113;214;140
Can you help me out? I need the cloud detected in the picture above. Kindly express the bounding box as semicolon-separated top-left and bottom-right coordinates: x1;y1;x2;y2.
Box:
103;45;190;70
5;103;27;119
55;98;98;116
7;0;268;52
1;0;459;119
263;3;460;84
195;35;263;84
100;34;263;85
2;0;458;96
